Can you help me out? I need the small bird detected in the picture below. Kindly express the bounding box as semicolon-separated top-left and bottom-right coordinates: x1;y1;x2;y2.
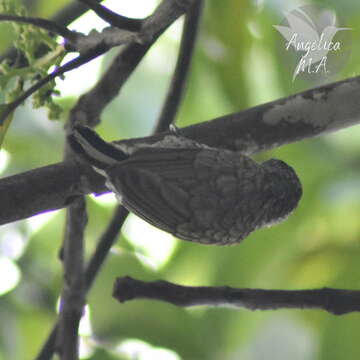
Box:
68;126;302;245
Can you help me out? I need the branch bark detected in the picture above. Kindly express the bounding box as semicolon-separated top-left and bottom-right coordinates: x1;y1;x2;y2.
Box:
1;0;196;125
57;199;87;360
1;75;360;225
113;276;360;316
36;205;129;360
0;0;105;65
0;14;79;41
34;3;202;358
70;0;197;127
78;0;143;30
154;0;203;132
1;0;198;225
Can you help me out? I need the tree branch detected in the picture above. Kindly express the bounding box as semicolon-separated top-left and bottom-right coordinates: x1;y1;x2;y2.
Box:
34;2;194;353
0;46;108;125
71;0;196;127
113;276;360;316
34;3;196;358
53;0;103;25
78;0;143;31
1;0;195;126
35;205;129;360
0;0;105;65
2;75;360;225
85;206;129;288
0;160;105;225
176;75;360;154
154;0;203;133
56;199;87;360
0;14;79;41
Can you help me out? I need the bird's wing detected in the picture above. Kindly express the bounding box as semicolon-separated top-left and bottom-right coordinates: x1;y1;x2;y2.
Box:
107;148;264;245
107;148;200;236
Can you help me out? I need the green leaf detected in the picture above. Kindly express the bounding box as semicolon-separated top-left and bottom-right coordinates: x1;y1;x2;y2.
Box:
0;0;66;134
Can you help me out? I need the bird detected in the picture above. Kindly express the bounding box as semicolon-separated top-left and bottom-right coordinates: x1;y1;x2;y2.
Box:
68;126;302;245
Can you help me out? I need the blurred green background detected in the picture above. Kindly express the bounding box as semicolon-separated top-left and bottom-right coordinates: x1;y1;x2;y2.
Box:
1;0;360;359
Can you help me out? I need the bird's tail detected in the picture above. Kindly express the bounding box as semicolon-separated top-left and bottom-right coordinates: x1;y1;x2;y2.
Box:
68;126;128;169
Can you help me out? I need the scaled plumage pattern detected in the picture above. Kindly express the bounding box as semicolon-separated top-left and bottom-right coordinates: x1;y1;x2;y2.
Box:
68;126;302;245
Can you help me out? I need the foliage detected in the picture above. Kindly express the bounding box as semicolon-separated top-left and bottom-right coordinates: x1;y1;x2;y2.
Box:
0;0;65;146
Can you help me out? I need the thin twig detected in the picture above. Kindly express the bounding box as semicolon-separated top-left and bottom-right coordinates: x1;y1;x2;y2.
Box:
57;199;87;360
0;14;79;41
113;277;360;316
36;326;58;360
78;0;142;31
1;0;195;127
0;0;105;65
36;206;129;360
0;45;108;126
72;0;196;126
53;0;104;26
154;0;204;133
84;206;129;288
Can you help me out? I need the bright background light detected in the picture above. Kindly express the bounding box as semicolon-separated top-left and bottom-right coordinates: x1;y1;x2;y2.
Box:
0;257;21;295
0;149;10;174
122;214;177;270
56;0;183;98
115;338;181;360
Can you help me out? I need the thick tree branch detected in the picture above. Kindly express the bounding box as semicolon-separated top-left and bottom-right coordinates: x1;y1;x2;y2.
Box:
1;75;360;225
0;160;106;225
113;276;360;316
177;75;360;155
